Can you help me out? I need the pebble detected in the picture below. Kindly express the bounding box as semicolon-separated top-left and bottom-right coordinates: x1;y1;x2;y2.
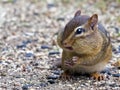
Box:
40;83;48;87
22;84;31;90
109;83;117;87
112;74;120;77
0;72;7;76
47;75;59;79
17;40;34;49
22;40;32;45
33;12;39;16
47;3;57;12
112;47;117;52
5;61;11;64
114;26;120;33
118;45;120;51
52;70;61;75
32;63;39;66
41;45;52;49
0;61;2;63
12;88;19;90
16;44;26;49
22;85;29;90
15;75;21;78
25;53;34;57
47;79;56;84
48;51;60;55
57;17;65;21
47;3;56;9
101;68;112;75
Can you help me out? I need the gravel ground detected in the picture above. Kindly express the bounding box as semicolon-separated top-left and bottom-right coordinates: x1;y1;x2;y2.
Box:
0;0;120;90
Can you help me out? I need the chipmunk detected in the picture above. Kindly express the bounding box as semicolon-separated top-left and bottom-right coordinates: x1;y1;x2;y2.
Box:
57;10;112;80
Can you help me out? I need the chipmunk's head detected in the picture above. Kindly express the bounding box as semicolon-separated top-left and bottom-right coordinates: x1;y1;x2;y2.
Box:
62;10;103;55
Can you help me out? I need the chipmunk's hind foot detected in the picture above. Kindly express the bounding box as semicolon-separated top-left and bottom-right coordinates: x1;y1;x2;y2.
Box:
91;72;104;81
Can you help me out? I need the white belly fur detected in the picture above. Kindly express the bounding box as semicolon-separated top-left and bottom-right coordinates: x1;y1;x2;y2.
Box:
68;61;107;74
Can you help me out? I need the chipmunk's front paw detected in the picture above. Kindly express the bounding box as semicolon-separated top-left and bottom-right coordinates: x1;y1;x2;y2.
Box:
91;72;104;81
65;56;79;67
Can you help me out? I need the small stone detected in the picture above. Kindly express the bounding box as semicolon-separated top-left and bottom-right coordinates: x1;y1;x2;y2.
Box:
2;47;8;51
15;75;21;78
49;51;60;55
47;3;56;9
33;12;39;16
109;83;117;87
22;40;32;45
101;68;111;75
0;61;2;63
114;27;119;33
16;64;20;68
112;47;117;52
52;70;61;75
22;84;32;90
5;61;11;64
112;74;120;77
12;88;19;90
57;17;65;21
47;75;59;79
47;79;55;84
25;53;34;57
118;45;120;51
40;83;48;87
0;72;7;76
33;63;39;66
41;45;52;49
17;44;26;49
47;3;56;12
22;85;29;90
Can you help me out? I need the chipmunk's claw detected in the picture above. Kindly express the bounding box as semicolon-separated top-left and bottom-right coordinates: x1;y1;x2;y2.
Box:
60;71;72;80
91;72;104;81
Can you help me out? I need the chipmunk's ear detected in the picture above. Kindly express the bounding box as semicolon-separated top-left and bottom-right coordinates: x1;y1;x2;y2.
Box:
88;14;98;30
74;10;81;17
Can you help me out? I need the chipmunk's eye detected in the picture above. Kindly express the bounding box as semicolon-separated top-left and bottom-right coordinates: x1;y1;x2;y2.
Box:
75;28;85;35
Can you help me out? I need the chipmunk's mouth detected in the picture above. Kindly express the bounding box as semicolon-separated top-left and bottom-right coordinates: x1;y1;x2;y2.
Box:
65;46;73;50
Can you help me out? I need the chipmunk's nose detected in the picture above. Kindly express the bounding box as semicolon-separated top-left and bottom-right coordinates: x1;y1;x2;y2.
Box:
62;41;73;50
63;40;72;47
62;41;68;46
